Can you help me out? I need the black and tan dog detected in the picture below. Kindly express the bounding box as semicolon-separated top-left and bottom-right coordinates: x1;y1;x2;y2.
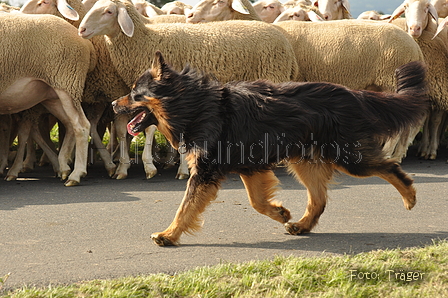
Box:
113;51;429;246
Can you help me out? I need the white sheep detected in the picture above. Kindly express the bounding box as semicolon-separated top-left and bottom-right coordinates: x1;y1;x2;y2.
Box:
274;20;425;160
390;0;448;160
78;0;299;179
132;0;165;17
0;13;97;186
161;1;192;15
252;0;285;23
431;0;448;17
21;0;144;180
357;10;391;21
274;3;323;22
312;0;351;20
186;0;262;23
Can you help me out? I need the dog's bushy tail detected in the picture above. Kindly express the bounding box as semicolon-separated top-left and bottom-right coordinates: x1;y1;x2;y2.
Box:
362;61;429;138
395;61;427;97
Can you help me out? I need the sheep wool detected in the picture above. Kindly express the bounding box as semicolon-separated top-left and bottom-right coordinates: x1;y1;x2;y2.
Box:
275;20;424;92
392;18;448;111
101;0;298;87
0;14;96;107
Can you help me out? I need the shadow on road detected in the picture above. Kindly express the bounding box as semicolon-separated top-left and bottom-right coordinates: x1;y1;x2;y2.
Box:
182;231;448;255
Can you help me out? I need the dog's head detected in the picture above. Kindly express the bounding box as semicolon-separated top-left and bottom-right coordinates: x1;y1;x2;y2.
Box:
112;51;175;139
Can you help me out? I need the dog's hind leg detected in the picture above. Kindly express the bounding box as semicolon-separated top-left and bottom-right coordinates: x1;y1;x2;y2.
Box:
240;170;291;224
151;171;222;246
336;160;416;211
284;161;335;235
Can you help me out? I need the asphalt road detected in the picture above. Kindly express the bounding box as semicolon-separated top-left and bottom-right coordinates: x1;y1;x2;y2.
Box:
1;146;447;291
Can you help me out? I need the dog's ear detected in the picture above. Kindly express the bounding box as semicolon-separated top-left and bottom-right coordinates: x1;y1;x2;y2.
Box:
151;51;171;81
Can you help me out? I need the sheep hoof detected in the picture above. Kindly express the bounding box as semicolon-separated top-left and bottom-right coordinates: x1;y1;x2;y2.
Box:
106;168;116;178
114;173;128;180
145;170;158;179
61;171;71;181
5;175;17;181
64;179;79;187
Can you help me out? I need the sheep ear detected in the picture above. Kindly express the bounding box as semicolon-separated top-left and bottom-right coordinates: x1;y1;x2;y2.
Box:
145;6;160;18
232;0;250;15
433;16;448;39
151;51;169;80
388;4;405;23
308;10;323;22
118;6;134;37
429;4;439;25
57;0;79;21
341;0;351;17
341;0;350;12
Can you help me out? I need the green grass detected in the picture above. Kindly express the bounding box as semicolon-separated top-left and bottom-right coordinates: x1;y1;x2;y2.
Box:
2;240;447;298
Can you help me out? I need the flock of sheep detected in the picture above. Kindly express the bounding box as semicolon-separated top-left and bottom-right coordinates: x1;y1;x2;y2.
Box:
0;0;447;186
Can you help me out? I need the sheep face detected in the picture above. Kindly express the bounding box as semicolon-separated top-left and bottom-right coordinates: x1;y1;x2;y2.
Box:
186;0;249;23
313;0;350;20
79;0;133;39
20;0;79;21
431;0;448;18
390;0;438;38
252;0;284;23
161;1;192;15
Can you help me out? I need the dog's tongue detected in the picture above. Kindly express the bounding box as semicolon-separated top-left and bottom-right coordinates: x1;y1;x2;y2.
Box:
127;111;145;137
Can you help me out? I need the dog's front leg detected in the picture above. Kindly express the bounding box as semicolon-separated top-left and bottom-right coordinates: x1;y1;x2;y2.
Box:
240;170;291;224
151;172;221;246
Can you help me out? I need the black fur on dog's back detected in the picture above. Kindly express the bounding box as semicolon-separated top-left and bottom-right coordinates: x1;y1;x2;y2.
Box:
123;58;429;178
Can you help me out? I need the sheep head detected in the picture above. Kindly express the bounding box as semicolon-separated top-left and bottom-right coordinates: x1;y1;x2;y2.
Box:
186;0;253;23
20;0;79;21
79;0;134;39
390;0;438;38
313;0;350;20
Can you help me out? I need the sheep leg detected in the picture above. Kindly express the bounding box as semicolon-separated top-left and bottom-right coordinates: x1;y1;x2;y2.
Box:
22;140;37;173
37;114;58;167
426;109;445;160
418;113;430;158
5;118;32;181
30;127;60;177
142;124;158;179
176;150;190;179
87;103;117;177
284;161;334;235
0;115;12;176
240;170;291;223
112;113;132;179
43;90;90;186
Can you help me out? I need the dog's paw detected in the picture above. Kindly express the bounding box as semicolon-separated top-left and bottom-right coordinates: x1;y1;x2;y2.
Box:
275;206;291;223
284;222;310;235
151;233;179;246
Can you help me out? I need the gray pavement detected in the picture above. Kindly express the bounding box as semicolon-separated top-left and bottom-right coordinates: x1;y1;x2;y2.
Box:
0;146;447;291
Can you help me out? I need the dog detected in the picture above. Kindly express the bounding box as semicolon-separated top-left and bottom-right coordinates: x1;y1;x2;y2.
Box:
113;51;429;246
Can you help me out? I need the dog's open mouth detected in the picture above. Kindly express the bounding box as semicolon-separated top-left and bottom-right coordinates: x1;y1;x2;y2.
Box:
127;108;151;136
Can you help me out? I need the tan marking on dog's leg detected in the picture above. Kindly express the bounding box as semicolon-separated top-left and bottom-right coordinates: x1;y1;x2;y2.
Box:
240;170;291;223
151;173;221;246
285;161;335;235
335;161;416;210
